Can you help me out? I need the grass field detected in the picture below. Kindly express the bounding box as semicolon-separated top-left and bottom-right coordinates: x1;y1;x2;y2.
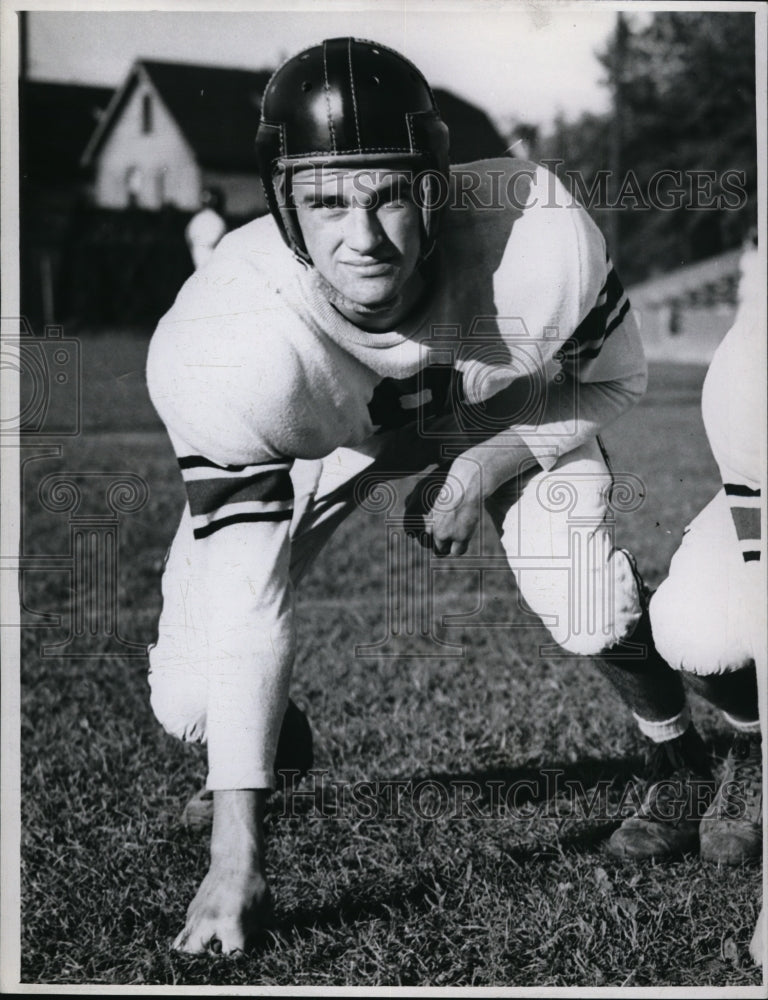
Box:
15;331;763;988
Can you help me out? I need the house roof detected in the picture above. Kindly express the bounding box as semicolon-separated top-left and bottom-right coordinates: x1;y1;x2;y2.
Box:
81;58;508;172
142;60;273;171
82;59;272;171
20;80;113;181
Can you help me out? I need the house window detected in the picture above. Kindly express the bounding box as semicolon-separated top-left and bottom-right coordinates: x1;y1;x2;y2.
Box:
141;93;153;134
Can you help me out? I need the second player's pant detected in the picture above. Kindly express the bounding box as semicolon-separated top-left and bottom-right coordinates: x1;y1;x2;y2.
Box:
650;488;762;677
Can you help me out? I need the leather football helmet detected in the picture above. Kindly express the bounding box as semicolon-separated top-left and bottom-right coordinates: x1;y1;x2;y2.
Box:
255;37;450;263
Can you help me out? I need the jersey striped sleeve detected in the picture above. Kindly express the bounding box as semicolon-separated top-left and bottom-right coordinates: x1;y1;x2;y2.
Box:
724;483;762;563
557;254;631;368
178;455;294;539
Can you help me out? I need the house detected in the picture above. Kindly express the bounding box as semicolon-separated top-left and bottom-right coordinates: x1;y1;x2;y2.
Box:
81;58;509;217
82;60;273;215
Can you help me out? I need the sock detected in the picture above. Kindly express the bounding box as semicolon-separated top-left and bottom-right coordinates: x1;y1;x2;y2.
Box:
722;711;762;735
682;665;759;724
633;705;692;743
596;607;688;723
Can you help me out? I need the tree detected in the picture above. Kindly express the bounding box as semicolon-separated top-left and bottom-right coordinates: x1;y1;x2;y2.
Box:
541;11;757;283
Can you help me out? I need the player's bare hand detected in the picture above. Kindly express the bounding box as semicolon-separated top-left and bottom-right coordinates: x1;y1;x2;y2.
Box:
404;461;481;556
173;788;271;955
172;863;272;955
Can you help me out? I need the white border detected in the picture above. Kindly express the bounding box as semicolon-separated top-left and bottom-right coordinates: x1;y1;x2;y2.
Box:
1;2;766;995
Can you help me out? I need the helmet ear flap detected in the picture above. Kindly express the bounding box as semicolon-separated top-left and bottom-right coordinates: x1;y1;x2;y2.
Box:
416;169;449;260
272;167;312;264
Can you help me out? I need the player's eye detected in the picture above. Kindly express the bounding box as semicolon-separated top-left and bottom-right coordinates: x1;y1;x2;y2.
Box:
299;194;346;213
307;194;347;212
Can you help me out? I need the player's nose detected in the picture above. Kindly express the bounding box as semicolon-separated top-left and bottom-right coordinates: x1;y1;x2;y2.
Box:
344;207;385;255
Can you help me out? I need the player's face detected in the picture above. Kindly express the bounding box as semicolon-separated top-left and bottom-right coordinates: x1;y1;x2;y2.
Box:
293;167;422;311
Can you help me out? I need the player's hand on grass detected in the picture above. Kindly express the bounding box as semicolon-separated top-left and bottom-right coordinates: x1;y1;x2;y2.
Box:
404;460;481;557
173;788;272;955
172;861;272;955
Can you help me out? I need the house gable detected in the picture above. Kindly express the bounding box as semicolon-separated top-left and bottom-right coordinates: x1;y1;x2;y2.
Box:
83;59;271;213
91;65;201;210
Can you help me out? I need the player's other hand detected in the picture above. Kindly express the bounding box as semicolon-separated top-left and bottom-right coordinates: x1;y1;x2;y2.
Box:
404;460;482;557
172;862;273;955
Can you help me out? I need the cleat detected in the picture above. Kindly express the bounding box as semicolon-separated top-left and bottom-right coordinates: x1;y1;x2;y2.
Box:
700;732;762;864
181;699;313;828
607;725;715;860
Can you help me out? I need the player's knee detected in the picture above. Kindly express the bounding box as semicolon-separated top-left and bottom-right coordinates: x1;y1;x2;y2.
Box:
553;607;641;656
147;643;208;743
553;622;639;657
649;582;751;676
533;548;643;657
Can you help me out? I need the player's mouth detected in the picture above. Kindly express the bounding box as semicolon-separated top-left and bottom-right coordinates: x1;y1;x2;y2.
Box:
342;259;398;276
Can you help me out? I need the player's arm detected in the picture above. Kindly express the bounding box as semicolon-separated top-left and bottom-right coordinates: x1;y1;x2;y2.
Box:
146;259;300;953
163;435;296;954
174;465;294;956
508;250;647;473
418;187;647;555
475;186;647;480
173;444;297;789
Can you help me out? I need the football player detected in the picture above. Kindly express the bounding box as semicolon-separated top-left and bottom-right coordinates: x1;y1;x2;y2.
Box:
147;38;722;954
636;236;764;961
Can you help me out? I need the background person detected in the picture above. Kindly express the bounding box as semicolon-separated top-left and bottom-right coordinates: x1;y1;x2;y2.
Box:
185;186;227;270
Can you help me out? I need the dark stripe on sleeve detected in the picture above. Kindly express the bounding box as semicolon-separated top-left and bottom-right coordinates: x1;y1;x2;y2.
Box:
603;267;626;315
178;455;248;472
568;303;605;351
605;297;631;336
186;470;294;516
193;510;293;539
559;267;629;365
730;506;761;542
743;551;760;562
724;483;761;498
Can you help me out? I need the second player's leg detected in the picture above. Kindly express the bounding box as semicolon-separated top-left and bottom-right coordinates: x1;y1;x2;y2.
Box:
486;439;713;856
649;489;762;864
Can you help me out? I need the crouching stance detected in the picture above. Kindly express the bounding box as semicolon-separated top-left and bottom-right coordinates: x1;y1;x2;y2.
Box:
147;38;709;954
